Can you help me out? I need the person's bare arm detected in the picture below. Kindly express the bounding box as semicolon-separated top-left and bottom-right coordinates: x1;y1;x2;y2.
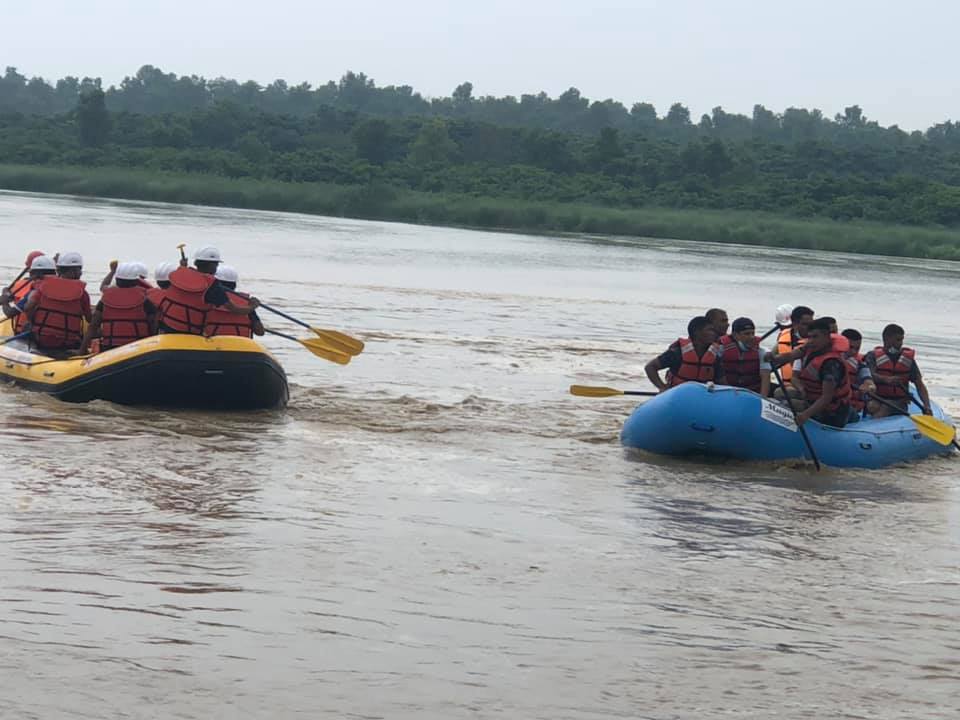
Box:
797;378;836;426
645;358;666;392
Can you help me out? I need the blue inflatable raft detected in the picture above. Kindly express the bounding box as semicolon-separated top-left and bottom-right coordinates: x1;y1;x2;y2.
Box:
621;382;956;469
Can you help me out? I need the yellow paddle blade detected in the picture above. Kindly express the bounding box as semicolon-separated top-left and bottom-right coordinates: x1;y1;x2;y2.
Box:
299;337;352;365
569;385;625;398
310;328;364;356
910;415;957;446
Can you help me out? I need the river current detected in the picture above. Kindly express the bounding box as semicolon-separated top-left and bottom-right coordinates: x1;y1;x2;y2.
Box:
1;190;958;719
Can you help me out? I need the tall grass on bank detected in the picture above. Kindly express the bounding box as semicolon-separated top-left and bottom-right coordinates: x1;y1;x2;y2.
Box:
1;164;959;261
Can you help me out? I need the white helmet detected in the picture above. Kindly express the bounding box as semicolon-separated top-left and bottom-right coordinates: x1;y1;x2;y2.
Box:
154;261;177;283
215;264;239;284
194;246;222;263
57;251;84;268
30;255;57;272
115;262;141;281
131;261;149;279
775;304;793;326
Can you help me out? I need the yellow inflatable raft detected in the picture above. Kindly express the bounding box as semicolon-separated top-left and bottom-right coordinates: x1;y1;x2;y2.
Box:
0;319;288;409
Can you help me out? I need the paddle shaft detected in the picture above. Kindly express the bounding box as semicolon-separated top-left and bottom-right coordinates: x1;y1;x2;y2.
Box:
759;323;782;342
0;331;31;346
771;364;821;471
264;328;300;343
4;267;29;296
258;302;311;331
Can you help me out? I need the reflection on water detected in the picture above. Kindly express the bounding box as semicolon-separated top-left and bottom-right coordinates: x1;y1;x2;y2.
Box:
0;190;958;719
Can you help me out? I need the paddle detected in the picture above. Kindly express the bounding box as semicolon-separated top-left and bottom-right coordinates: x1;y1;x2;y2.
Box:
0;331;31;346
771;364;821;471
255;301;364;356
867;391;958;449
264;328;352;365
759;323;782;343
570;385;658;398
4;267;29;297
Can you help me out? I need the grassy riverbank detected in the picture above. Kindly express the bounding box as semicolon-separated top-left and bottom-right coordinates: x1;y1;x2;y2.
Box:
2;164;959;260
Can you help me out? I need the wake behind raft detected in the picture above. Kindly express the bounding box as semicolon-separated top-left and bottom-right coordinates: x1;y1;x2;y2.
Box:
620;383;956;469
0;319;289;410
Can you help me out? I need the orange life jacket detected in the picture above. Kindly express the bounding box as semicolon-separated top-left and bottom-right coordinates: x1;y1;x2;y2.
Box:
843;352;865;411
666;338;719;387
776;327;802;381
100;286;151;350
204;290;253;338
146;287;167;308
718;334;761;392
798;348;852;413
10;279;32;333
870;346;915;401
11;278;33;303
157;267;214;335
30;277;88;350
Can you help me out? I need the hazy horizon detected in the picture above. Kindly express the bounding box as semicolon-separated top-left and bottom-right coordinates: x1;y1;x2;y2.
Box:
2;0;955;131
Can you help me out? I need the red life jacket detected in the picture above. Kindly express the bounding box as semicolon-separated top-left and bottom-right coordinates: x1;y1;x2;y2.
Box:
157;267;214;335
718;335;761;392
100;286;151;350
30;277;88;350
666;338;719;387
870;346;915;401
204;290;253;338
146;287;167;308
798;348;852;413
843;352;865;411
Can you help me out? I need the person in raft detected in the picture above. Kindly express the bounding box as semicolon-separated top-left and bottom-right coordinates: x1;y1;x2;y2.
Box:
705;308;729;338
203;265;265;338
777;318;852;428
78;262;158;354
645;316;726;392
1;254;57;333
717;317;773;396
21;251;92;353
863;323;932;418
772;305;814;384
156;246;260;335
839;328;876;423
148;262;176;309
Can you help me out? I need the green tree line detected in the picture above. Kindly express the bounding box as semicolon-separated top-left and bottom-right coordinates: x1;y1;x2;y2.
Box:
4;83;960;229
5;64;960;148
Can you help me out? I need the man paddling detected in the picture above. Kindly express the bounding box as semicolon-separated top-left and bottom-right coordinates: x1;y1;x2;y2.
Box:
864;324;932;417
789;318;852;428
1;255;57;331
157;246;260;335
717;317;772;396
645;316;726;392
840;328;875;422
772;305;814;382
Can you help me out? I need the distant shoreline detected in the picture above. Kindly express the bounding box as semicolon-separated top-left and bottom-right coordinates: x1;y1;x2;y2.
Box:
2;164;959;261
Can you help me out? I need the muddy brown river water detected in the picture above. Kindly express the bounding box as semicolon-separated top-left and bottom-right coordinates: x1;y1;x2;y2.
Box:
1;190;958;719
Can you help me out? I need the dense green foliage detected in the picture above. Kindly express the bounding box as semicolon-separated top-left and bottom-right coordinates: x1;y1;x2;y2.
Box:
2;64;960;259
3;164;958;259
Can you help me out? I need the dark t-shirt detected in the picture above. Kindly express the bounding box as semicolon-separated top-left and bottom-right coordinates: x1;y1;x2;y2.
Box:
204;283;228;307
657;341;725;382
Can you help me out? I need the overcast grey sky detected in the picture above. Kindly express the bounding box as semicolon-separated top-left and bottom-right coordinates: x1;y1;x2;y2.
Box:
2;0;954;129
